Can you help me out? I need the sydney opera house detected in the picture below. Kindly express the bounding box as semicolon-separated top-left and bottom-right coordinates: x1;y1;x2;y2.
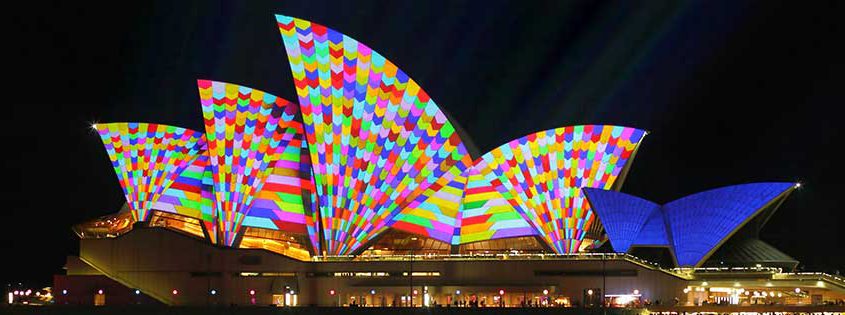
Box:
54;15;844;308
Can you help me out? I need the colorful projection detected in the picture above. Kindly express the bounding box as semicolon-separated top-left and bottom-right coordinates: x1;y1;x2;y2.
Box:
96;122;207;222
455;167;536;244
198;80;301;246
242;123;317;237
391;161;473;244
468;125;646;253
277;15;472;255
664;182;794;267
152;153;217;243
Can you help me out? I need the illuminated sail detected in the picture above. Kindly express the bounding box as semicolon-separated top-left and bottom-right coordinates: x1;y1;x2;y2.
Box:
278;15;472;254
96;122;207;222
198;80;300;246
242;121;319;250
468;125;646;253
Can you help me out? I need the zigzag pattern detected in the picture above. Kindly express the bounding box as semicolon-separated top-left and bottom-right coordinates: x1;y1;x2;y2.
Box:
470;125;646;253
96;122;207;222
277;15;472;254
198;80;300;246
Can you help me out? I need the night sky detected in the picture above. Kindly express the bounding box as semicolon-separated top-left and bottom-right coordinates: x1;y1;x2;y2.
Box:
5;1;844;287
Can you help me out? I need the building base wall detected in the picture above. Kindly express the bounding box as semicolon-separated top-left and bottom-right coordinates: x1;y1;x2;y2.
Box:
57;227;843;307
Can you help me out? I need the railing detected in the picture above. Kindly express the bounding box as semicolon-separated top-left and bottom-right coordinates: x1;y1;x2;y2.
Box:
314;252;640;262
774;272;845;288
671;266;784;275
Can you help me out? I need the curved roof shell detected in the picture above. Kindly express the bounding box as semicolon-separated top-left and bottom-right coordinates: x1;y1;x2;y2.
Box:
277;15;474;254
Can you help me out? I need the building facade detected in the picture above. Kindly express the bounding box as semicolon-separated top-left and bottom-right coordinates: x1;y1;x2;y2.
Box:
53;14;845;307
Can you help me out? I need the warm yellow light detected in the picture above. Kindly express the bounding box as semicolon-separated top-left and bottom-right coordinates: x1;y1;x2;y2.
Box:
587;289;594;295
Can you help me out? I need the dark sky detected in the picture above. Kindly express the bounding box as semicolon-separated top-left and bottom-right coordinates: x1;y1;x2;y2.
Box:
5;1;844;287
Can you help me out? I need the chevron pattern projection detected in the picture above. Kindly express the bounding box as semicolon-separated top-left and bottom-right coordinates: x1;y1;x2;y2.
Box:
198;79;300;246
277;15;473;254
469;125;646;253
96;122;207;222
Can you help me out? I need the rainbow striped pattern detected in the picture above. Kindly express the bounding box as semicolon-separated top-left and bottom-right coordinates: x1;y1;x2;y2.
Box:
96;123;207;222
391;161;473;243
153;154;216;242
277;15;473;255
467;125;646;253
455;167;536;244
198;80;301;246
